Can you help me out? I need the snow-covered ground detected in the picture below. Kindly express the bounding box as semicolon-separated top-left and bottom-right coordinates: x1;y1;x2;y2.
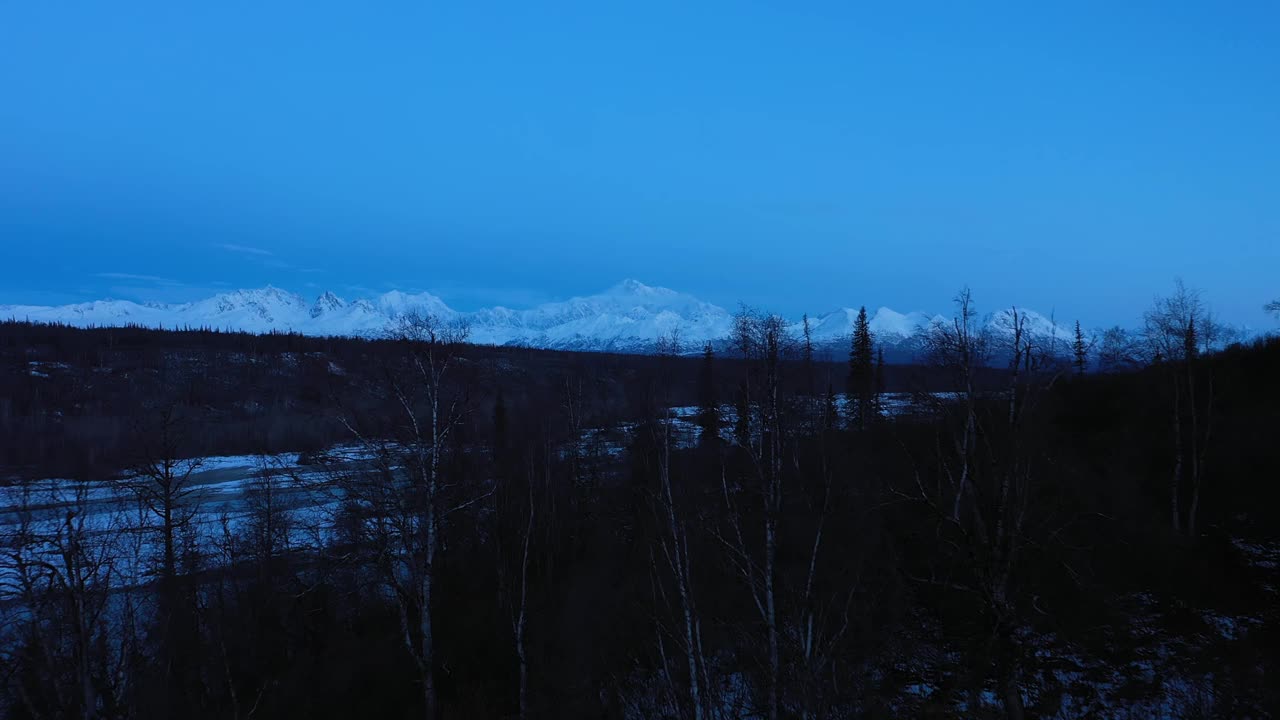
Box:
0;391;941;578
0;448;377;594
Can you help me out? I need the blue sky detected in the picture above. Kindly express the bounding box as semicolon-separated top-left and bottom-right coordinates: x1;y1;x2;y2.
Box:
1;1;1277;326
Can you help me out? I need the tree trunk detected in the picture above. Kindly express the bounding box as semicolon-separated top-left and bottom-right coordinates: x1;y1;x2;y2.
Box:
517;632;528;720
765;513;779;720
422;372;442;720
676;550;703;720
516;483;534;720
996;621;1025;720
421;569;435;720
999;669;1025;720
665;435;705;720
1188;373;1213;539
422;444;438;720
1170;375;1184;535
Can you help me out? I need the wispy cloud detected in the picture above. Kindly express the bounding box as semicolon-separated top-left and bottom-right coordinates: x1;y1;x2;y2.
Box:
210;244;324;282
95;272;171;283
94;272;186;287
215;243;273;256
90;281;229;305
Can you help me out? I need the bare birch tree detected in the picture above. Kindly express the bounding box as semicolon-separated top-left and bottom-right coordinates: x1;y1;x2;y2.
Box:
907;289;1069;719
335;309;476;720
0;479;132;720
923;288;988;522
1144;280;1219;536
718;308;787;720
131;406;205;713
646;332;711;720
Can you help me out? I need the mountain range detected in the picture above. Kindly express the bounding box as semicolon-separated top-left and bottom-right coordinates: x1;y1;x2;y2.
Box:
1;280;1076;359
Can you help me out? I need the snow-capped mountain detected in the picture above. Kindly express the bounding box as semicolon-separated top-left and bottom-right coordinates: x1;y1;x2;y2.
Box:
0;280;1074;357
466;279;735;351
796;307;947;348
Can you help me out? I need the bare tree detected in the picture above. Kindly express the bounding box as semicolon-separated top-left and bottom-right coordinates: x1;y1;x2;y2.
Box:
719;308;788;720
1144;280;1218;536
647;332;710;720
336;310;477;720
1097;326;1142;372
794;408;855;720
998;306;1029;424
133;407;203;590
495;446;539;720
908;289;1070;719
923;288;988;522
131;406;205;712
0;479;64;718
801;313;815;398
0;479;131;720
243;456;295;575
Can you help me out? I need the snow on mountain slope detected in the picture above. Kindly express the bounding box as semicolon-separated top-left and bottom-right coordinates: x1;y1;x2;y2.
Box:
456;280;734;351
0;280;1071;356
519;280;734;350
2;299;173;327
872;308;947;340
987;307;1074;345
374;290;457;321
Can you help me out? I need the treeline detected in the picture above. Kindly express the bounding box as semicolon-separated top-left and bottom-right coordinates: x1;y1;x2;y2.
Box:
0;319;964;480
0;290;1277;719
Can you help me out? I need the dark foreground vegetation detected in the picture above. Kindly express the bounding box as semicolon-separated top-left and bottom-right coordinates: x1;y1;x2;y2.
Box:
2;286;1278;719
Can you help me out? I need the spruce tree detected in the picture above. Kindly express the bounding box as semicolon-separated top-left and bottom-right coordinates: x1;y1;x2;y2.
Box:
847;306;875;429
697;342;720;447
733;380;751;447
493;387;508;464
1073;320;1088;375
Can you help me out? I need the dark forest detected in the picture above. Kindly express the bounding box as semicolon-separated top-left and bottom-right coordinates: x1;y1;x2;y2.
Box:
2;290;1278;719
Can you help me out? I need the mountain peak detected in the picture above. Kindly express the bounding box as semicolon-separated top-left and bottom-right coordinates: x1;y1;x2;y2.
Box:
608;279;674;297
310;291;346;318
220;286;304;304
869;307;935;338
375;289;454;319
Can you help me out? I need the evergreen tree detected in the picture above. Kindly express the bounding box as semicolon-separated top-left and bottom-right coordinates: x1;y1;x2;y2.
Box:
733;380;751;447
847;306;875;429
697;342;721;447
493;387;508;464
1073;321;1088;375
824;382;839;432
